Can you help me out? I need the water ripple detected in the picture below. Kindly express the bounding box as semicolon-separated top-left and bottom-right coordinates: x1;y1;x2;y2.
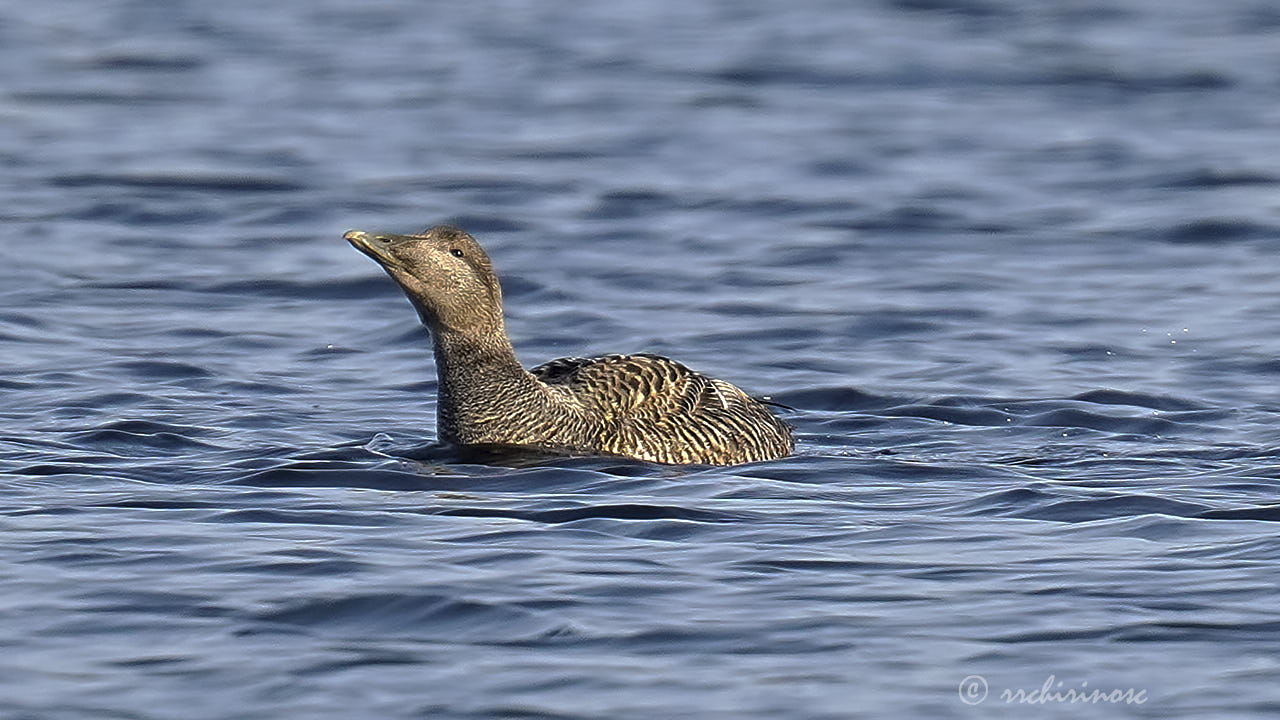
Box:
252;593;577;643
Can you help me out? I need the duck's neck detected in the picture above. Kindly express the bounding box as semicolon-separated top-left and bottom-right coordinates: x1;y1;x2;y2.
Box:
430;324;546;444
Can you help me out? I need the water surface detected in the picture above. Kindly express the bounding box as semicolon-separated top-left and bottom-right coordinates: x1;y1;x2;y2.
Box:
3;1;1280;717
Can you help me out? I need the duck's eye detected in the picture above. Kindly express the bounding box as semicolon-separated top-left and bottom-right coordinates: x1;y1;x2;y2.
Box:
449;248;464;258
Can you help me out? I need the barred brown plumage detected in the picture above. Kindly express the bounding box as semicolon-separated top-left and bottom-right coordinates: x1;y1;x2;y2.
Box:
345;226;794;465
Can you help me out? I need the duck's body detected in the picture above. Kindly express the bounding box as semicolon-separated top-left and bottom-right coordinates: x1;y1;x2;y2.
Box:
345;226;793;466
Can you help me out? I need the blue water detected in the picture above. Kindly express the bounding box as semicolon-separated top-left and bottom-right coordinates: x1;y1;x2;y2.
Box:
3;1;1280;717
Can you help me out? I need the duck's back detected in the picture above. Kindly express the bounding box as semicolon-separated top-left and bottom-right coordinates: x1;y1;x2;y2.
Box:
530;353;793;465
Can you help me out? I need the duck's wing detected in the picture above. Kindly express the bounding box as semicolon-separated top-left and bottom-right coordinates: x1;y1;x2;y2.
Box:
529;351;788;420
530;353;794;464
529;353;735;417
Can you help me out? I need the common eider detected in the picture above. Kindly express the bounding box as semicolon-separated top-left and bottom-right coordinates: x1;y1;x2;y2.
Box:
345;226;793;465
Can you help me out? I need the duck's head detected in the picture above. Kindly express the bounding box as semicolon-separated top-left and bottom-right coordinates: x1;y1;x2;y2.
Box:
345;225;503;334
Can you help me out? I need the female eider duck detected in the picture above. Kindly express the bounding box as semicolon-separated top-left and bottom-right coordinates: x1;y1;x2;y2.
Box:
345;226;793;466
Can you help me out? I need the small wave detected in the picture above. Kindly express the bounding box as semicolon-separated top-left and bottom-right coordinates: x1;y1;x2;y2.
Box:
816;204;991;233
956;487;1056;516
1170;537;1280;561
230;465;448;491
1161;218;1276;244
112;360;213;381
711;64;862;88
889;0;1008;18
1013;494;1213;522
584;189;681;219
1111;620;1280;643
68;428;220;454
1070;389;1206;412
252;592;576;644
84;52;204;72
203;275;388;301
435;503;749;525
409;174;576;195
1020;408;1184;434
11;89;203;105
49;171;306;193
1196;505;1280;522
843;313;945;339
1038;65;1233;91
733;558;903;573
208;508;393;527
886;403;1013;426
1153;168;1280;189
438;214;529;234
775;387;898;411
